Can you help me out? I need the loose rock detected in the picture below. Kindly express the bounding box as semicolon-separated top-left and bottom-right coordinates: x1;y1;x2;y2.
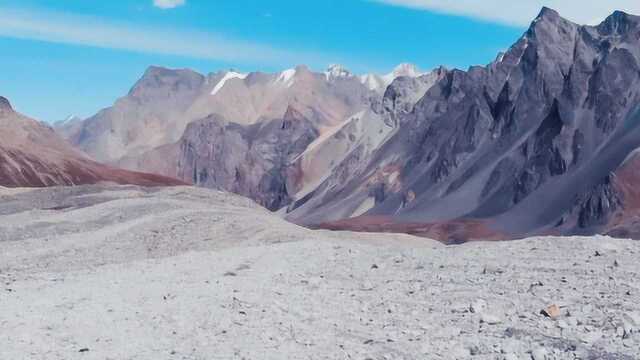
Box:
480;313;503;325
470;299;487;314
540;304;561;319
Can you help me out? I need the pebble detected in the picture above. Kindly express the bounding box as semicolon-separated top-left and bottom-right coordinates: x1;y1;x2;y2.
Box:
481;313;503;325
580;331;602;344
531;347;548;360
467;344;480;355
557;320;569;329
482;266;505;275
540;304;561;319
470;299;487;313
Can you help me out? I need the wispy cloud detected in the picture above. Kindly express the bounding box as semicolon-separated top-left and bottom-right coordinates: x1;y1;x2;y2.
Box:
153;0;186;10
0;6;332;66
372;0;640;26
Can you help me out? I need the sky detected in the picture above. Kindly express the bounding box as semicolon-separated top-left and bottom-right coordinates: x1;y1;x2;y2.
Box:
1;0;638;123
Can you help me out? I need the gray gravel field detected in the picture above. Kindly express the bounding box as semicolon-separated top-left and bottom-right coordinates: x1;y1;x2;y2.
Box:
0;186;638;359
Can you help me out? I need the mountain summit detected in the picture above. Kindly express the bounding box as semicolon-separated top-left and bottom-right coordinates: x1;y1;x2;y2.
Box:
0;96;13;113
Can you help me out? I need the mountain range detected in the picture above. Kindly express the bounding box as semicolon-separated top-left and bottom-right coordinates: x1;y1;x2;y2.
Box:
6;7;640;242
54;63;442;211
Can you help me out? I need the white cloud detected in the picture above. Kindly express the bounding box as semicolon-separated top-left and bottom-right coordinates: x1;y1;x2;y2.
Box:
373;0;640;26
153;0;186;9
0;6;332;66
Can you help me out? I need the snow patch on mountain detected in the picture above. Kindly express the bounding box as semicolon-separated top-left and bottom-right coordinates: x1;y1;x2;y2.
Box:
275;69;297;87
382;63;424;84
325;64;353;81
360;63;426;92
360;74;386;92
54;115;83;127
211;71;248;95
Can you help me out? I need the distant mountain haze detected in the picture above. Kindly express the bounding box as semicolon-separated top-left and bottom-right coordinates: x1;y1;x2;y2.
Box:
0;96;185;188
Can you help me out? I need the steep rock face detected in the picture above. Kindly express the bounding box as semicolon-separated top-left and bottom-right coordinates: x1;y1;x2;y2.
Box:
0;96;12;111
291;8;640;241
0;96;185;188
145;107;319;211
575;176;621;229
360;63;427;93
286;70;449;222
606;151;640;238
381;66;448;125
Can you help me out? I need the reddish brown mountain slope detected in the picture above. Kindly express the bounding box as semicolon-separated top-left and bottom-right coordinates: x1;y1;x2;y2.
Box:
606;152;640;238
0;96;185;188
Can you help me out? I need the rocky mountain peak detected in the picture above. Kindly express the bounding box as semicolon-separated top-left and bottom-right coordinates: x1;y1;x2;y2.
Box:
528;7;575;33
0;96;13;113
144;65;169;76
141;65;204;82
325;64;353;80
598;10;640;36
535;7;561;23
523;7;578;50
430;65;448;77
129;66;205;98
391;63;422;78
138;65;198;83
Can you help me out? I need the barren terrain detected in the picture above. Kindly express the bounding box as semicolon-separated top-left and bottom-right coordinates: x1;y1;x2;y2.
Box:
0;186;638;359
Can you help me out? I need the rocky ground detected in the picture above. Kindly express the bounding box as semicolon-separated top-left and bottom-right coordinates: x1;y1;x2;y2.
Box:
0;185;639;359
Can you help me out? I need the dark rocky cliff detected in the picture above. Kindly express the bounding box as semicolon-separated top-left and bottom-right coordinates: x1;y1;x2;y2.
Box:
296;8;640;241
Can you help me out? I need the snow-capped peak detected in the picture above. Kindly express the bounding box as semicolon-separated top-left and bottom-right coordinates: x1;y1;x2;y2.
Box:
275;68;297;87
211;70;248;95
325;64;353;80
382;63;424;84
64;115;79;123
360;63;425;92
392;63;423;77
360;74;385;91
54;115;83;127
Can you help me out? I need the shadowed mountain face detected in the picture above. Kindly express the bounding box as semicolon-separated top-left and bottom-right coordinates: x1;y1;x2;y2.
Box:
128;107;320;211
296;8;640;242
0;96;185;188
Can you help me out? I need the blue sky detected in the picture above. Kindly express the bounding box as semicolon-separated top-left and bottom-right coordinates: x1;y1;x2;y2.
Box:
1;0;638;122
